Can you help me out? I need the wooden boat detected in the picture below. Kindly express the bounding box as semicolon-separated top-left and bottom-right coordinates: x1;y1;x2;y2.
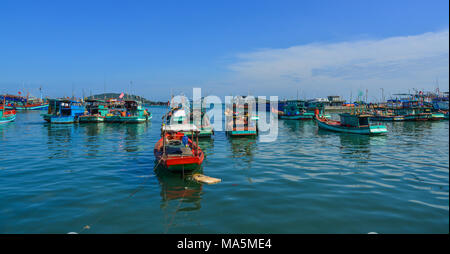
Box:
369;114;405;121
369;107;443;121
165;99;214;137
0;94;48;110
79;99;109;123
316;113;388;135
105;100;151;123
0;100;16;123
225;97;258;136
41;99;85;123
154;125;204;172
189;109;214;137
278;100;315;120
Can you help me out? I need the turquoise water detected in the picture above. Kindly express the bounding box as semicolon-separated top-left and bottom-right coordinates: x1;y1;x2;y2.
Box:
0;107;448;233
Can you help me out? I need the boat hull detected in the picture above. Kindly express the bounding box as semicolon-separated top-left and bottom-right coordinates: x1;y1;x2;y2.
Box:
316;117;387;135
430;113;445;121
79;115;105;123
105;115;151;123
47;116;77;124
226;130;258;136
0;114;16;123
15;104;49;110
370;116;405;121
279;114;314;120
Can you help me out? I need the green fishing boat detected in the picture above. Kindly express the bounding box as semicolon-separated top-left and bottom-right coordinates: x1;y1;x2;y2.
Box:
105;100;151;123
316;113;388;135
278;100;315;120
79;99;110;123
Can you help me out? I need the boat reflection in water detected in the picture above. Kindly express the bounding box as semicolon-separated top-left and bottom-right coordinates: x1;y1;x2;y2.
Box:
105;122;150;153
45;123;77;159
282;119;316;136
197;138;214;156
155;165;203;232
337;133;372;161
82;123;106;157
228;136;257;166
388;120;433;138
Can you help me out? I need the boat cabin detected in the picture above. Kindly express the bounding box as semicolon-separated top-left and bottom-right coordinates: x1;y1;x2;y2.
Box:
47;99;84;117
84;99;108;115
339;113;371;127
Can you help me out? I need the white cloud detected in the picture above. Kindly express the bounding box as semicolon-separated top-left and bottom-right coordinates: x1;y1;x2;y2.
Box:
228;30;449;100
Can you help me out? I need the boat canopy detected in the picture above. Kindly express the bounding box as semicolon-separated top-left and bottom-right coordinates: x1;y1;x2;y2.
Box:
162;124;198;132
173;109;186;118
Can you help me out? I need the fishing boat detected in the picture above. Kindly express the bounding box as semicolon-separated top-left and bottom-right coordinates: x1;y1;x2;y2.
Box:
79;99;109;123
189;110;214;137
369;115;406;121
165;98;214;137
432;93;449;111
369;96;444;121
154;124;204;172
278;100;315;120
105;100;151;123
316;112;388;135
369;109;406;121
0;98;16;123
225;96;258;136
189;104;214;137
0;94;49;110
41;99;85;123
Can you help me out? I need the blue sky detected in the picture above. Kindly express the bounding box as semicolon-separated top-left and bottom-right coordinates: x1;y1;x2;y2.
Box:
0;0;448;101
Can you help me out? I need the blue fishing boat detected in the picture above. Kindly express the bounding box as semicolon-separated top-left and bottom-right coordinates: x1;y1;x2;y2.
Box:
370;95;444;121
41;99;85;123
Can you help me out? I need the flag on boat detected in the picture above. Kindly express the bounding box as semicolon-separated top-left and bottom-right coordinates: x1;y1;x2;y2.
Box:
119;92;124;99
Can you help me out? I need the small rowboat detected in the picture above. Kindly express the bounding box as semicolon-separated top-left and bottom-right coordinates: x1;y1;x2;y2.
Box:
154;126;204;172
316;113;387;135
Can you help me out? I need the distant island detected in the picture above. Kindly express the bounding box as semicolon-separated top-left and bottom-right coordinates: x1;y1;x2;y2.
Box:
87;93;168;106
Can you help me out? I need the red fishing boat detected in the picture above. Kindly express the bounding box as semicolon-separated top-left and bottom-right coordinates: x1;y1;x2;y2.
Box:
154;125;204;172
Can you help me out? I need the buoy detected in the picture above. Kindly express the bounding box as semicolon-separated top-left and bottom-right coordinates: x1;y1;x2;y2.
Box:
192;174;221;184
